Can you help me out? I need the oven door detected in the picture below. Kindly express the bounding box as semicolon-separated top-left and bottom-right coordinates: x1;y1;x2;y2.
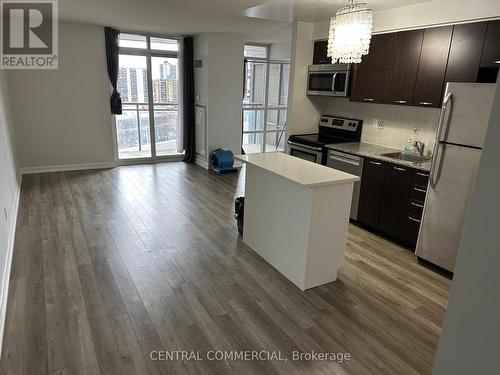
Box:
287;141;323;164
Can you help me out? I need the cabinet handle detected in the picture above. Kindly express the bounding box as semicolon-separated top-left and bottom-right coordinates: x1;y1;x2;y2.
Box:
414;187;426;193
419;102;433;106
393;166;407;172
410;201;424;208
363;98;374;102
408;216;421;223
394;100;407;104
416;172;429;177
369;160;382;165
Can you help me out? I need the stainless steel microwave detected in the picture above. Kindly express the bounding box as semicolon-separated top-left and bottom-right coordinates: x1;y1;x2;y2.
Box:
307;64;351;97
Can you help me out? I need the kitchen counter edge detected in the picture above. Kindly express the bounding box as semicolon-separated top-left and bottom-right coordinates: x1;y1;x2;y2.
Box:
326;142;431;172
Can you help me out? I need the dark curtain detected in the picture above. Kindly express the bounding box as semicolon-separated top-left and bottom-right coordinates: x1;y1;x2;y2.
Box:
183;37;196;163
104;27;122;114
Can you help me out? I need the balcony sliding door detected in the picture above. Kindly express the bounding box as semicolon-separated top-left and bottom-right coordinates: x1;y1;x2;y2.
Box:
116;54;151;159
115;34;181;162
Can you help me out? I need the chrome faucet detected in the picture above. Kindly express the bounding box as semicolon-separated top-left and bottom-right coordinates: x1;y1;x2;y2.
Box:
414;141;425;156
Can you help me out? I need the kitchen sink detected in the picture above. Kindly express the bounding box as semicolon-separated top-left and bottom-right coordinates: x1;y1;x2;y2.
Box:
380;152;432;164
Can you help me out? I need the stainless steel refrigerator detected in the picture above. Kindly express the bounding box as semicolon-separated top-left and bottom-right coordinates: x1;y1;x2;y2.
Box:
416;83;496;272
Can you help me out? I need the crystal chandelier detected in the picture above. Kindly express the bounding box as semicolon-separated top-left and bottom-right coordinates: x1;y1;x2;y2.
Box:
327;0;373;64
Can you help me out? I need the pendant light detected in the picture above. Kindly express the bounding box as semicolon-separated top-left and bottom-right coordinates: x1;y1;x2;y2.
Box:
327;0;373;64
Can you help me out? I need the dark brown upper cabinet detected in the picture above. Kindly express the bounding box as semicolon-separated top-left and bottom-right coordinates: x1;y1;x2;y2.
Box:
412;26;453;108
312;40;332;65
357;33;398;70
316;20;499;106
445;22;487;83
350;33;397;103
351;68;393;103
389;30;424;105
480;20;500;67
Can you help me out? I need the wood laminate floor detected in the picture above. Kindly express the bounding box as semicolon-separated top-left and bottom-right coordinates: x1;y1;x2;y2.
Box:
0;162;450;375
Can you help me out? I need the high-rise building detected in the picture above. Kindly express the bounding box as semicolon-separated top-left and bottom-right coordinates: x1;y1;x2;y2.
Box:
153;79;167;103
160;61;176;80
117;67;129;101
117;67;149;103
166;80;177;102
129;69;138;102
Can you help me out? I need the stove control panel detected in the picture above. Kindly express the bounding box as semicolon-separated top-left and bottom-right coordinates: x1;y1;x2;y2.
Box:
319;115;361;132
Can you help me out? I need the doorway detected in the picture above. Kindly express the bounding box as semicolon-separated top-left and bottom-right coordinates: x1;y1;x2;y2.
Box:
114;33;182;162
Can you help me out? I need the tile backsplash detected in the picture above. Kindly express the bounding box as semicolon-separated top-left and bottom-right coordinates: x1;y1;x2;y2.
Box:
313;97;440;156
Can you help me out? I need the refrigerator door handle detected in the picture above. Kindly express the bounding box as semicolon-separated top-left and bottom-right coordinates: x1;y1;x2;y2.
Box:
430;92;453;188
436;92;453;142
430;141;440;187
430;143;446;188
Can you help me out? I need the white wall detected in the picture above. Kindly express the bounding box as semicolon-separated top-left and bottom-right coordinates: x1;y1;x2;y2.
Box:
286;22;321;135
0;70;20;355
269;41;291;61
194;33;244;167
5;22;115;173
432;83;500;374
313;0;500;39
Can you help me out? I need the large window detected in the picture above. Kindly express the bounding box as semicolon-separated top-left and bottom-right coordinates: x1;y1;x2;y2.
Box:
243;45;290;154
115;33;180;161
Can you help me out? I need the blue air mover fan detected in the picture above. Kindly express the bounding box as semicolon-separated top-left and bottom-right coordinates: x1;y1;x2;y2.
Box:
209;148;237;174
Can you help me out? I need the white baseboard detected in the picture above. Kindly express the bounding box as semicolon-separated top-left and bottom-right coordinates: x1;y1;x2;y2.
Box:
20;161;117;175
195;155;209;170
0;174;21;357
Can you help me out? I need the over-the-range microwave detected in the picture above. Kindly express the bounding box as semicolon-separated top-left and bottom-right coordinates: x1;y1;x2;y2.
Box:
307;64;351;97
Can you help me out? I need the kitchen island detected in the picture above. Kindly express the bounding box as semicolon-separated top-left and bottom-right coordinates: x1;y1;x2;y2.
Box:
235;152;359;290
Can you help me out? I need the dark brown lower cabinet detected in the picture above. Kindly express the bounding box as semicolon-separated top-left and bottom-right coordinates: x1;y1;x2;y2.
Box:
358;160;429;250
404;215;422;249
403;170;429;248
379;164;413;242
357;159;388;228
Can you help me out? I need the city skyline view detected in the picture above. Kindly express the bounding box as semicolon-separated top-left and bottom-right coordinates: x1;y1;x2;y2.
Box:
116;53;180;159
117;56;178;104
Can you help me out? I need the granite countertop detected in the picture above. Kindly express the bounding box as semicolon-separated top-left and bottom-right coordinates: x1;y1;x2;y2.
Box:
235;152;359;187
326;142;432;172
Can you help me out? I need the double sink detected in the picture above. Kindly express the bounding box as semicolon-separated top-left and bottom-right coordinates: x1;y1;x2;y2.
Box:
380;152;432;164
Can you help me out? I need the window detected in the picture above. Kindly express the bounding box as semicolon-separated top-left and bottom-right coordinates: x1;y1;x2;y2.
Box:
115;35;180;161
118;33;147;49
244;45;267;59
151;37;178;51
242;45;290;154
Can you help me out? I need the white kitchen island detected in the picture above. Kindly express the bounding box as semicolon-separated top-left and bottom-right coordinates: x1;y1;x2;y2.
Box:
235;152;359;290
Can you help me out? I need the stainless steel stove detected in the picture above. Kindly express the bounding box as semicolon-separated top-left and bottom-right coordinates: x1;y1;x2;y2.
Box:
287;115;363;164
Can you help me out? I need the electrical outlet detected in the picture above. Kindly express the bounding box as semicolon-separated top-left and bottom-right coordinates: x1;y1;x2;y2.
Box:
372;119;384;129
3;207;7;221
412;127;419;135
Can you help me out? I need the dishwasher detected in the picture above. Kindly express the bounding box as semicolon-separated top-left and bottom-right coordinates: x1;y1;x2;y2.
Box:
326;149;364;221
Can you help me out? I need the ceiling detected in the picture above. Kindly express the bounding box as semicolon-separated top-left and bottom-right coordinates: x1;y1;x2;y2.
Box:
58;0;431;42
